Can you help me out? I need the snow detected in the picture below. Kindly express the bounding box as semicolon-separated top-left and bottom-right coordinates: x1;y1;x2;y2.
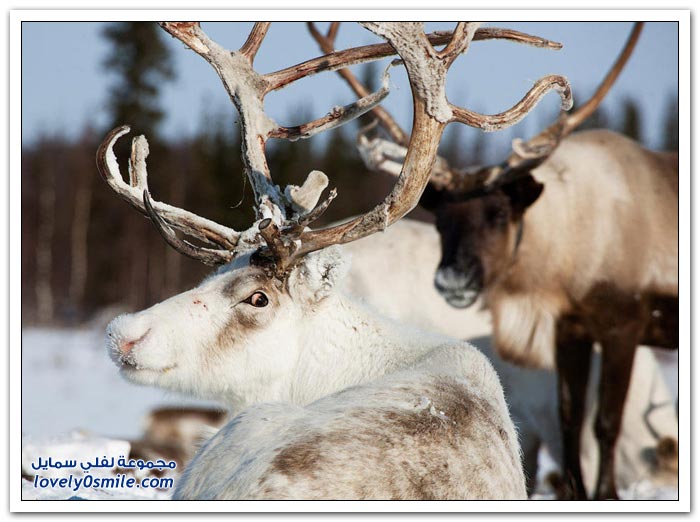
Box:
21;430;177;500
22;327;221;440
416;396;453;423
653;349;679;404
21;327;202;500
21;432;174;500
22;431;130;479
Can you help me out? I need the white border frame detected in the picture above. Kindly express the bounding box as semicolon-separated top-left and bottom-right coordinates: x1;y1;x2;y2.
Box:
8;9;690;514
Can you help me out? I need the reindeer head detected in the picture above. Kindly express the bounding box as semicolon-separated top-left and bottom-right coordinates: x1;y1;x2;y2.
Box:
420;172;544;308
105;246;349;403
99;21;574;404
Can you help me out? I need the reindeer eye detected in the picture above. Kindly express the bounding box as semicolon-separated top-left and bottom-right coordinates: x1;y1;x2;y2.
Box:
244;292;269;308
486;206;508;226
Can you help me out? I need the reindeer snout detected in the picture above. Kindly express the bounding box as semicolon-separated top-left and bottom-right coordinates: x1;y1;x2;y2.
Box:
435;264;481;292
106;314;153;364
105;310;180;378
434;264;483;309
117;329;151;356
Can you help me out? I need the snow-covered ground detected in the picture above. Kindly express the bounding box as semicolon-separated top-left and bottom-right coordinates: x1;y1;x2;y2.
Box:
22;327;221;440
22;431;173;500
21;327;211;500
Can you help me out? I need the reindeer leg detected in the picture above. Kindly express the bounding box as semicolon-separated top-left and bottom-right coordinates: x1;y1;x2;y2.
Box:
593;324;642;500
555;316;593;500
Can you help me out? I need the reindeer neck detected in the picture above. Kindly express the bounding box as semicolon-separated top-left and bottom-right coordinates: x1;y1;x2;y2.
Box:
288;293;445;405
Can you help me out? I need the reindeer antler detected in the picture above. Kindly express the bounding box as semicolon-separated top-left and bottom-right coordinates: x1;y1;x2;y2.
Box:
346;22;642;195
308;22;574;192
96;125;239;264
474;22;644;192
98;21;573;275
505;22;644;167
98;21;388;266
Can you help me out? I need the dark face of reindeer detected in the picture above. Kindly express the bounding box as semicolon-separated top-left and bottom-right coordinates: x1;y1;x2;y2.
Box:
420;174;544;309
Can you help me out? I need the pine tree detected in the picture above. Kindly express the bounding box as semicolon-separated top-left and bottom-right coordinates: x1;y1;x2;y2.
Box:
102;22;175;140
468;128;487;167
576;106;609;133
618;98;642;143
356;61;380;131
440;125;465;167
101;22;176;310
194;110;252;231
662;94;679;151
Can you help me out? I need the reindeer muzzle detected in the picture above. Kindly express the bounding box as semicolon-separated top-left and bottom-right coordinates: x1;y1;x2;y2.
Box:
434;264;482;309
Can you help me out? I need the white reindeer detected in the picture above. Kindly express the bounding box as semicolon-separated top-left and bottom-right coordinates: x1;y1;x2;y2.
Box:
100;22;573;499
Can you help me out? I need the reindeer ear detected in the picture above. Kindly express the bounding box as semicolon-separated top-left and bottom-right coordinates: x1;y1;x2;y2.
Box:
288;246;350;304
501;174;544;217
419;183;444;212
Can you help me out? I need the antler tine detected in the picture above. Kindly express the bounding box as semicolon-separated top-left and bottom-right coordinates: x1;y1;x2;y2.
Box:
472;27;562;49
327;22;340;42
450;74;572;132
438;22;477;64
240;22;271;64
96;125;240;252
504;22;644;169
256;218;294;263
269;64;392;141
143;191;234;266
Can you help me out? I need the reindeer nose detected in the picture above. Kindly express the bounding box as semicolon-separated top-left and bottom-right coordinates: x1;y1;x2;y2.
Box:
116;329;151;356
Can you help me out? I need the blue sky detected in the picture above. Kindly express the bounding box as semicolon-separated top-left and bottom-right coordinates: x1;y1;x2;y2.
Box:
22;21;678;161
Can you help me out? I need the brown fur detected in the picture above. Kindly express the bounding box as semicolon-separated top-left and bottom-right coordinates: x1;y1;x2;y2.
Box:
140;407;227;469
216;308;263;348
654;436;679;475
215;271;281;350
483;131;678;368
258;376;523;500
146;406;226;427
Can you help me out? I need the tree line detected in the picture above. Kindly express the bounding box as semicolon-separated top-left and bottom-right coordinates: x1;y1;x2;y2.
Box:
21;23;679;326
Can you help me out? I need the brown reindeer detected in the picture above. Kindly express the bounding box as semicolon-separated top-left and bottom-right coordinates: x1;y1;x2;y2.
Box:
318;22;679;499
